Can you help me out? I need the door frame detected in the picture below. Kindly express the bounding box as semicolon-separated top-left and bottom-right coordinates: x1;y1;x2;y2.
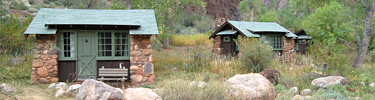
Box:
76;32;97;80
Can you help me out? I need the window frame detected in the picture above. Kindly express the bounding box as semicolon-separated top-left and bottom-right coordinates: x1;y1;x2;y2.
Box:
96;31;130;60
223;36;231;42
57;30;130;61
58;31;77;61
264;34;283;51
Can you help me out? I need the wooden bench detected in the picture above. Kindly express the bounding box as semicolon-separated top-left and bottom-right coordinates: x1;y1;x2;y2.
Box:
97;66;128;89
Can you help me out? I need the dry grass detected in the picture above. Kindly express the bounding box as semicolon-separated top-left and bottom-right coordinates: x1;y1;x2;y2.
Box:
169;34;212;46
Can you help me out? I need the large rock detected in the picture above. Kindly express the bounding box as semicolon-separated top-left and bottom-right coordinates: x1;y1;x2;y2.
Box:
66;84;81;96
123;88;162;100
292;95;312;100
301;89;312;96
260;68;281;85
225;73;275;100
311;76;348;88
0;83;14;94
55;82;68;90
55;88;66;98
76;79;123;100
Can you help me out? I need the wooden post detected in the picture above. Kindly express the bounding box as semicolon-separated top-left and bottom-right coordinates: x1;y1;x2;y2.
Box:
163;36;169;49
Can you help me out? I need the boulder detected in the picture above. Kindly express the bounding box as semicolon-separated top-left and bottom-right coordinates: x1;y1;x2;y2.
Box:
311;76;348;88
48;83;56;89
292;95;312;100
0;83;14;94
301;89;312;96
55;82;68;90
66;84;81;96
225;73;275;100
123;88;162;100
189;81;207;88
260;68;281;85
55;88;66;98
76;79;123;100
288;87;298;95
99;92;111;100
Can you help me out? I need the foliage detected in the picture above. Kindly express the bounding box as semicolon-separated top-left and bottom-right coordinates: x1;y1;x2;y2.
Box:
238;0;268;21
238;38;273;73
0;15;34;55
0;54;33;80
303;1;355;76
110;0;127;10
260;11;279;22
10;0;28;10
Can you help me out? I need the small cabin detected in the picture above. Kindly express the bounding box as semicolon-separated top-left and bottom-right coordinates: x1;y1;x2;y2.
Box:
295;29;312;54
24;8;158;86
209;21;297;62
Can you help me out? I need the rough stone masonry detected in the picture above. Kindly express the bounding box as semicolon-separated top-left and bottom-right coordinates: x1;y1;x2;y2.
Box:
31;34;59;84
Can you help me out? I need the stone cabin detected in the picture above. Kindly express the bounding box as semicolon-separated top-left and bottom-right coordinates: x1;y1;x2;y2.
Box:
209;21;297;62
24;8;158;86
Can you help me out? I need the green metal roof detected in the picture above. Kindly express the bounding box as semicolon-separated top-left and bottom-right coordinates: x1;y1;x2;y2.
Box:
227;21;297;38
297;35;312;39
217;30;237;35
24;8;159;35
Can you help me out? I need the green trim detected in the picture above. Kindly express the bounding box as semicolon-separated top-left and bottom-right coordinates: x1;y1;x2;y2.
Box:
58;31;77;61
263;34;283;51
57;30;130;61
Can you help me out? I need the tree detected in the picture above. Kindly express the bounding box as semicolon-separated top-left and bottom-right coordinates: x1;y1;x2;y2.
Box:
303;1;354;75
353;0;375;68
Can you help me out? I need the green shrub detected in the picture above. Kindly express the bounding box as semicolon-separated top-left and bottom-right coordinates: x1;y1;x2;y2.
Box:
10;0;28;10
238;37;273;73
0;15;34;55
364;50;375;63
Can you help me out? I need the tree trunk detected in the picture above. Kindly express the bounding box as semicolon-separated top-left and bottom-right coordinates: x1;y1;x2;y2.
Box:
353;0;375;68
87;0;95;9
248;1;253;22
126;0;132;9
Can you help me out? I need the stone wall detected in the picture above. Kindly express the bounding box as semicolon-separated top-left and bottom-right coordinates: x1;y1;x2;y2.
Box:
282;37;295;63
31;34;59;84
129;35;155;86
212;36;222;55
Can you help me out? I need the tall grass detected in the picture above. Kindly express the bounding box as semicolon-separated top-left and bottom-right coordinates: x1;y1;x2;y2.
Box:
169;34;212;46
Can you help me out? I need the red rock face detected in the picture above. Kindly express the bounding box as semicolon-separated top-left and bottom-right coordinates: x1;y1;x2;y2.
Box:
203;0;242;20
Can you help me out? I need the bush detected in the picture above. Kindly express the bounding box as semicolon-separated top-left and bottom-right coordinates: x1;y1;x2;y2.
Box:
10;0;28;10
238;38;273;73
364;50;375;63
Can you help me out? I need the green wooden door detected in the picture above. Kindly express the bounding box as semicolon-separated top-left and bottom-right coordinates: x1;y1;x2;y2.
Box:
77;32;97;80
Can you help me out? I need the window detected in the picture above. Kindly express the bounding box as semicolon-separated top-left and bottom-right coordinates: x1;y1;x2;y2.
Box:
114;32;129;57
98;31;130;58
98;32;112;56
58;32;75;60
265;35;283;50
223;36;230;42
